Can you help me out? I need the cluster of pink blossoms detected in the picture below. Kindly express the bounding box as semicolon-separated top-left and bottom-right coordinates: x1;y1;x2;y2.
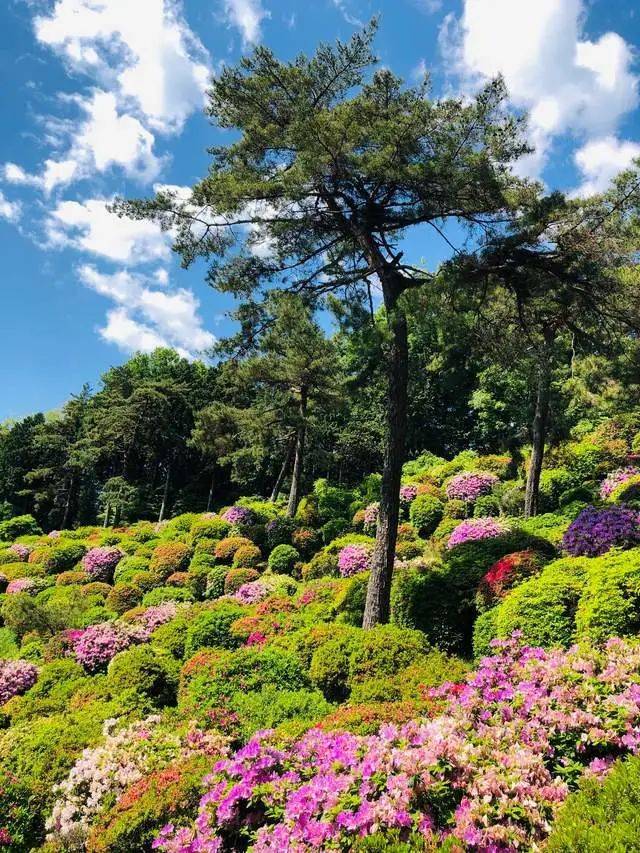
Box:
132;602;182;639
447;517;508;549
0;659;38;705
337;544;372;577
235;580;271;605
600;466;639;499
72;621;142;672
221;506;254;525
154;635;640;852
82;546;122;582
363;503;379;535
8;542;30;561
399;485;418;507
446;471;499;502
6;577;37;595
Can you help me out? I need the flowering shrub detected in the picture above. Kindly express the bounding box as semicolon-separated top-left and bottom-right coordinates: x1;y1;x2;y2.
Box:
477;550;542;609
154;635;640;852
446;471;499;502
0;659;38;705
82;546;122;582
46;716;228;847
134;602;182;639
562;505;640;557
5;577;36;595
600;466;640;499
399;485;418;508
8;543;30;561
221;505;255;525
235;580;271;605
447;517;508;549
73;621;141;672
214;536;253;563
337;544;372;577
363;503;379;535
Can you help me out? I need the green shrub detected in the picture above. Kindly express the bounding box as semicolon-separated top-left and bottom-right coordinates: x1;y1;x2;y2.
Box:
106;583;142;615
232;544;262;568
179;646;309;719
214;536;252;563
193;538;218;557
309;633;355;702
334;574;369;626
609;474;640;504
575;550;640;645
55;570;87;586
150;612;191;659
546;756;640;852
141;586;194;606
409;494;444;536
1;594;51;639
265;516;296;549
190;515;230;542
475;556;590;650
473;495;501;517
224;567;260;594
0;515;42;541
149;543;191;581
0;626;19;658
0;768;44;851
321;518;350;544
392;531;555;654
537;467;575;512
107;645;179;707
267;544;300;576
472;608;499;658
313;479;356;523
231;685;331;738
113;555;149;584
183;602;245;656
443;499;466;519
204;565;228;600
41;541;87;574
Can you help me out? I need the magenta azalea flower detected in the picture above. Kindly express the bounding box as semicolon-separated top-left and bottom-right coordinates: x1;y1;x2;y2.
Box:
0;659;38;705
73;622;139;672
6;577;37;595
337;544;372;576
447;517;507;549
600;467;639;499
82;547;122;582
222;506;255;525
445;471;498;502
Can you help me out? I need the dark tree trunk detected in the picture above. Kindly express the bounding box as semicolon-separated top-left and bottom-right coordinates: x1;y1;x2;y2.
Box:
158;462;171;523
524;335;554;518
287;389;308;517
363;285;408;628
61;475;74;530
271;439;294;502
206;471;215;512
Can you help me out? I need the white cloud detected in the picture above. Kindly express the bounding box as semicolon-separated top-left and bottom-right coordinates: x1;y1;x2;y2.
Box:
446;0;639;177
46;199;172;264
573;136;640;197
0;191;21;223
79;264;215;358
223;0;269;44
34;0;210;133
331;0;363;27
4;91;162;194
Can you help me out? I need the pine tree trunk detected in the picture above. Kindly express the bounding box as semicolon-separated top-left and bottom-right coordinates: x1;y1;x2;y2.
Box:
287;390;308;517
206;471;215;512
271;439;293;502
103;501;111;528
158;462;171;523
524;337;553;519
61;475;74;530
363;288;408;628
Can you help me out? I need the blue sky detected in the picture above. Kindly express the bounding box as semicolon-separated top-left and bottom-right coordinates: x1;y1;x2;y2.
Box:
1;0;639;421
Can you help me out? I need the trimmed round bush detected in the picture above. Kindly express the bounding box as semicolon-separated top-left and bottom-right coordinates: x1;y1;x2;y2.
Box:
409;494;444;537
190;515;231;542
106;583;143;615
183;603;246;657
337;544;372;577
221;505;255;525
291;528;321;558
224;567;260;594
141;586;194;606
205;565;228;600
113;555;149;584
445;471;498;502
214;536;252;564
42;541;87;574
0;658;39;704
447;517;508;549
0;514;42;541
267;544;300;576
149;543;191;580
562;505;640;557
232;544;262;569
82;547;123;582
107;645;178;707
265;516;296;550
